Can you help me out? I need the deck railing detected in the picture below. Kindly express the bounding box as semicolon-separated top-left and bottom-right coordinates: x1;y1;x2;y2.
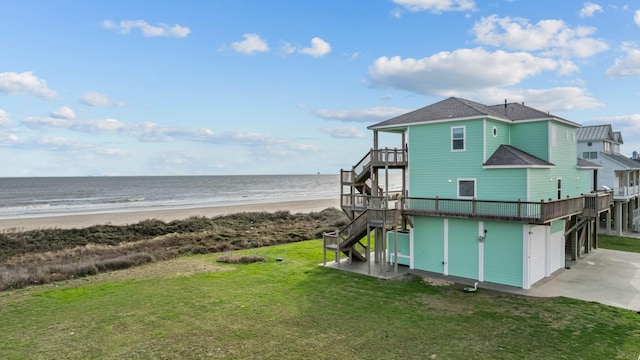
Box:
400;196;585;224
583;191;613;217
341;194;386;211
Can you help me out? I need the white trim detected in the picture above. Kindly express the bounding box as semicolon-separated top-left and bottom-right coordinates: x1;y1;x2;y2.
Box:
526;168;530;201
443;219;449;276
368;115;513;131
483;119;487;162
523;225;530;290
478;221;484;282
451;125;466;152
457;178;477;199
545;225;551;277
409;228;414;270
483;165;553;169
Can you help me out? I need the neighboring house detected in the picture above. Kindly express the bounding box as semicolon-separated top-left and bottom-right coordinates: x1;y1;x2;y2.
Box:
324;97;611;289
576;125;640;234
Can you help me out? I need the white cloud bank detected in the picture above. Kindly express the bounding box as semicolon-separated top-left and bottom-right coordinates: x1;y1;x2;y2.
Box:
313;107;410;122
102;20;191;38
321;126;365;139
0;71;57;99
0;109;11;127
472;15;608;58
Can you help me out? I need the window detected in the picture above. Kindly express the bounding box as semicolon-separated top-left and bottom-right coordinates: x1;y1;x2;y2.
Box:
492;126;498;138
604;142;610;153
557;179;562;200
451;126;465;151
582;151;597;159
458;179;475;199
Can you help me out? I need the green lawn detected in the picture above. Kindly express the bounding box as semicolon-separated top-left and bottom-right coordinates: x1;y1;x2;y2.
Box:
599;234;640;253
1;240;639;359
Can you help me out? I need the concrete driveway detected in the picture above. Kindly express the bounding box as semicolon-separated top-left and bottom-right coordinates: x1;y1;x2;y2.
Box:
527;249;640;311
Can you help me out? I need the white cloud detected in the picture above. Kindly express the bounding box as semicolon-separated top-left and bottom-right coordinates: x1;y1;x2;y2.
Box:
579;2;603;18
472;15;608;58
635;10;640;27
0;109;11;127
321;126;365;139
299;37;331;58
313;107;411;122
0;134;90;151
606;45;640;77
102;19;191;38
50;106;76;120
97;148;128;156
79;91;124;107
230;34;269;54
369;48;561;95
454;86;603;112
393;0;475;13
280;42;297;55
22;117;126;132
0;71;57;99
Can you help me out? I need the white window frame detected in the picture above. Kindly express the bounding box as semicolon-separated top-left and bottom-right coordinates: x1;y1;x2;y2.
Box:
451;126;466;152
604;142;611;153
457;178;476;199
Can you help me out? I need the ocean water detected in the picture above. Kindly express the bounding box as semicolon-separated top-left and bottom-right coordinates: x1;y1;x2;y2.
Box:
0;175;341;219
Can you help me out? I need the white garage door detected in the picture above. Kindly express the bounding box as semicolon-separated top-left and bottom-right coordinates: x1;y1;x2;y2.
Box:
529;225;546;285
549;230;563;273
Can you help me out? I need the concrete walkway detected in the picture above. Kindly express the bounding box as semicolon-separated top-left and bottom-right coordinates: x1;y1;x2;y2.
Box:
526;249;640;311
322;248;640;311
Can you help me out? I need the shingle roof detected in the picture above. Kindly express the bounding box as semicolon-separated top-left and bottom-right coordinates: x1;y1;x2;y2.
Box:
601;152;640;169
576;125;614;142
368;97;510;130
577;158;601;168
369;97;579;130
486;102;575;124
484;145;554;167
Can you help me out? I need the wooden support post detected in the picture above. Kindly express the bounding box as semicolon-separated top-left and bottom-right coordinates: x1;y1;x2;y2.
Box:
571;228;578;261
367;225;371;275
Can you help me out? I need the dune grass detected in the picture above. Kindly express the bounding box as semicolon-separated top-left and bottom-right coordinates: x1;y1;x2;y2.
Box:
1;240;639;359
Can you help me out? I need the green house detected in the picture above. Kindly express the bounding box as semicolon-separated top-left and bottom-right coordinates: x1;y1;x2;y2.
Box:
325;97;613;289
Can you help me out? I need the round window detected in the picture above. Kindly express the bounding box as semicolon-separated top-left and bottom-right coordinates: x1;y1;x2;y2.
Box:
492;126;498;138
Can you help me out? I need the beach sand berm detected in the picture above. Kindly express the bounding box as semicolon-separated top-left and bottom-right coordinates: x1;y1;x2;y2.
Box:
0;198;340;230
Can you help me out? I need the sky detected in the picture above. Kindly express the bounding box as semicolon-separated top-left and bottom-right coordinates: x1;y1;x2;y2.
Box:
1;0;640;177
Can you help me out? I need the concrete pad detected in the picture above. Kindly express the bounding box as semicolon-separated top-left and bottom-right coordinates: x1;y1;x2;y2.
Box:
527;249;640;311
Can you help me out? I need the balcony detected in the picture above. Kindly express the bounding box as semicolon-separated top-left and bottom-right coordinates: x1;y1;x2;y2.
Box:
613;185;640;199
399;194;610;224
583;191;613;217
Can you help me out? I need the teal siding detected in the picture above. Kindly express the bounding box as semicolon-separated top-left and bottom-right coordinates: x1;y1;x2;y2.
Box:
387;230;410;266
483;221;523;287
528;122;590;201
409;121;484;198
408;119;527;201
511;122;549;161
413;216;444;273
550;219;565;234
484;120;510;162
447;218;479;279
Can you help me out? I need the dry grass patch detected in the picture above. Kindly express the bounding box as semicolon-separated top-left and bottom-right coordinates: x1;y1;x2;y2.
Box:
216;254;266;264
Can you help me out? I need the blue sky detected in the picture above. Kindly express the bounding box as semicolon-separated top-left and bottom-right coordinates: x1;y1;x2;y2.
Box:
1;0;640;176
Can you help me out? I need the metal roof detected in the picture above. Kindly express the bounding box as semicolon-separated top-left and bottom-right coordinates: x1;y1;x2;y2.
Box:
577;158;601;168
600;152;640;169
576;125;614;142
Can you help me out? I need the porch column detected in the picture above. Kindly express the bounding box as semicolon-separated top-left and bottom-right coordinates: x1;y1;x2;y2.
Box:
623;202;629;233
606;209;612;235
616;202;623;236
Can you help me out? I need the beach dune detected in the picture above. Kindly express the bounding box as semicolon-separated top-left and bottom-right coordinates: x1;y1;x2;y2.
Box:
0;199;341;231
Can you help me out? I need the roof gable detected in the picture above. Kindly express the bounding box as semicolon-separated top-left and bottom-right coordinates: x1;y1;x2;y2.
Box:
483;145;554;167
576;125;614;142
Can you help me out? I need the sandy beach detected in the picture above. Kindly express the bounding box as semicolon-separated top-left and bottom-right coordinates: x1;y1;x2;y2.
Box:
0;198;341;231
